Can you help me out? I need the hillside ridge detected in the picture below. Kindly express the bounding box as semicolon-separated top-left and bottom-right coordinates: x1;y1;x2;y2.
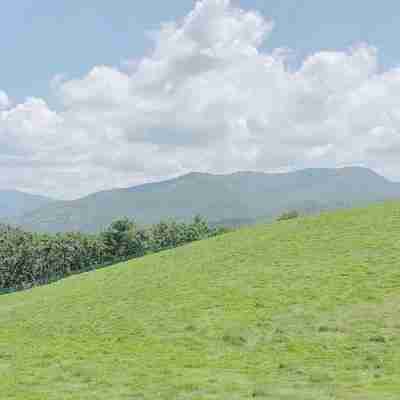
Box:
7;167;400;233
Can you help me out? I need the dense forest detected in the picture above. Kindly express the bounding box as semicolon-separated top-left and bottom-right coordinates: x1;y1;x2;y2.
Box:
0;216;226;293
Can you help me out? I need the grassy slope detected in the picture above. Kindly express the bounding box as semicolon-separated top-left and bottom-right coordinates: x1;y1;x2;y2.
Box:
2;202;400;399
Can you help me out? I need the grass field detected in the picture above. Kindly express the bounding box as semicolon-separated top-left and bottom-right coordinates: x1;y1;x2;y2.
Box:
2;201;400;399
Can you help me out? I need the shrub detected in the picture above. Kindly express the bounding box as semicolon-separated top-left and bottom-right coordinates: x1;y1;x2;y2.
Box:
277;210;299;221
0;215;221;292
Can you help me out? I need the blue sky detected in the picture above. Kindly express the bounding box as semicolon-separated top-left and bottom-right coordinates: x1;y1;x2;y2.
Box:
2;0;399;102
1;0;400;198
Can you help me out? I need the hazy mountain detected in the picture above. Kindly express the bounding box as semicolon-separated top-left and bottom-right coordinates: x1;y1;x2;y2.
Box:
0;190;54;220
9;167;400;233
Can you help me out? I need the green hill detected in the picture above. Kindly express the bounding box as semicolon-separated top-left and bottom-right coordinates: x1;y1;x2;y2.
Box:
2;202;400;399
10;167;400;233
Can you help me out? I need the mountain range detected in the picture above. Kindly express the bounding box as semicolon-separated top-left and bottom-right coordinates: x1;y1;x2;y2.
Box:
2;167;400;233
0;190;54;220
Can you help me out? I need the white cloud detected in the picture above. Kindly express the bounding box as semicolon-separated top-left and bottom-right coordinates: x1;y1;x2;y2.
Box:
0;91;10;110
1;0;400;199
50;73;67;90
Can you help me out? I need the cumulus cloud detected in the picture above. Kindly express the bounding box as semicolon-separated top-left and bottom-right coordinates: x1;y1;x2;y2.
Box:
1;0;400;198
0;91;10;110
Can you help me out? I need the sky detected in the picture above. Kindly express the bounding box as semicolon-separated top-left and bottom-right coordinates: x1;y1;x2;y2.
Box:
1;0;400;199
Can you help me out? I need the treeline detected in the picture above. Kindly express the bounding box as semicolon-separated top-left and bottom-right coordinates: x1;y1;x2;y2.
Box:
0;216;226;292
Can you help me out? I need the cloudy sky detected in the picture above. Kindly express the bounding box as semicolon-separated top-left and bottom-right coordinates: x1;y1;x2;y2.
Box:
1;0;400;199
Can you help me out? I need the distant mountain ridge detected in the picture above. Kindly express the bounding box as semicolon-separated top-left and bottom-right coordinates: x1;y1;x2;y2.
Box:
0;190;54;220
7;167;400;233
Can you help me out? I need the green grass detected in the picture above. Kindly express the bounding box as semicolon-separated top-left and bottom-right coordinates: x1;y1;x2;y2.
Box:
2;201;400;399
